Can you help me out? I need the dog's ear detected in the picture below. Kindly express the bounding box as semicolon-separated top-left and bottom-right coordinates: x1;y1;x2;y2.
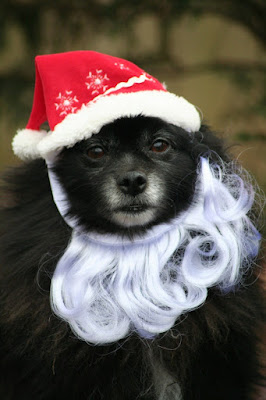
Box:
190;124;230;164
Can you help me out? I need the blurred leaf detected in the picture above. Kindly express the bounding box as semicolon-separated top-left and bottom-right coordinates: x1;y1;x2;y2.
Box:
13;6;41;50
235;131;266;142
252;89;266;118
227;71;254;90
0;15;8;49
0;72;33;121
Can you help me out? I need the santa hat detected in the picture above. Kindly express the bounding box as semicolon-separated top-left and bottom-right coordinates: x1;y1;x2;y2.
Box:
12;50;201;161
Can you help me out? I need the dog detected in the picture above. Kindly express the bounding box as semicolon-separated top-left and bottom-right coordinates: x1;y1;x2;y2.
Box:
0;114;264;399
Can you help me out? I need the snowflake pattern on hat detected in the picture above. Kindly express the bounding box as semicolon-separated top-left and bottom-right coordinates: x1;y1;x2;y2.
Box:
114;62;130;71
55;90;79;116
86;69;110;95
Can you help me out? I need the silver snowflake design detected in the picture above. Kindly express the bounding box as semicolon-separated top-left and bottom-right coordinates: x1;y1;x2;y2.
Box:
85;69;110;95
55;90;79;116
114;62;130;71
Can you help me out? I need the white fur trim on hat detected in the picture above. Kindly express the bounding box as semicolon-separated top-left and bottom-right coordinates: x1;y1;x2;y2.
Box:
13;90;201;161
12;129;47;161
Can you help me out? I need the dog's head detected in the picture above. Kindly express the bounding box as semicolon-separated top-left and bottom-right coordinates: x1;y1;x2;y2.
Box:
54;116;223;235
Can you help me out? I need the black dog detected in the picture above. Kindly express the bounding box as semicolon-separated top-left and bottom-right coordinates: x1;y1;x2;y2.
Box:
0;116;264;399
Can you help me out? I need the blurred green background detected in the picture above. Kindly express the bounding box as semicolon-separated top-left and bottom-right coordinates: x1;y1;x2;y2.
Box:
0;0;265;224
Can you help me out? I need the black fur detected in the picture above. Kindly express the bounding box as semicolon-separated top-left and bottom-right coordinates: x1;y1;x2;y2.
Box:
0;116;264;399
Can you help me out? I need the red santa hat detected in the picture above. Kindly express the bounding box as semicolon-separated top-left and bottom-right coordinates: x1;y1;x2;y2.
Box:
12;50;201;161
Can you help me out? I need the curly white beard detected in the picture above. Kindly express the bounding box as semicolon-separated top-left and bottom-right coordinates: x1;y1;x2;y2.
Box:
48;157;261;344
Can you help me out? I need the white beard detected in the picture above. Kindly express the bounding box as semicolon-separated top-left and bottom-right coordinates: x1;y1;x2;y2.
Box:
48;157;261;344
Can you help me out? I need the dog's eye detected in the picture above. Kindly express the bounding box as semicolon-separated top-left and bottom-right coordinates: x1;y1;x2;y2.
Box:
87;146;105;159
151;140;169;153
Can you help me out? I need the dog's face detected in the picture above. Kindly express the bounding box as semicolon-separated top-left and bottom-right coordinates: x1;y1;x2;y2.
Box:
55;116;198;235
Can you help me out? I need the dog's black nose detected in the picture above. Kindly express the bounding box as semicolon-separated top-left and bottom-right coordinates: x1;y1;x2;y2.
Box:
117;171;147;196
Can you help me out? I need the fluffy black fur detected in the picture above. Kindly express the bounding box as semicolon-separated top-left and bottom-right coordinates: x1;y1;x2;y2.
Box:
0;116;264;399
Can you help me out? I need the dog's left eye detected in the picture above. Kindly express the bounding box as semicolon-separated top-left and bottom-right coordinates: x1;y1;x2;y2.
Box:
151;139;170;153
87;146;105;159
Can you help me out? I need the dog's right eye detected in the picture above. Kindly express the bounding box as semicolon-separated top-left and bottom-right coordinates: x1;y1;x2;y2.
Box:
87;146;105;159
151;139;170;153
